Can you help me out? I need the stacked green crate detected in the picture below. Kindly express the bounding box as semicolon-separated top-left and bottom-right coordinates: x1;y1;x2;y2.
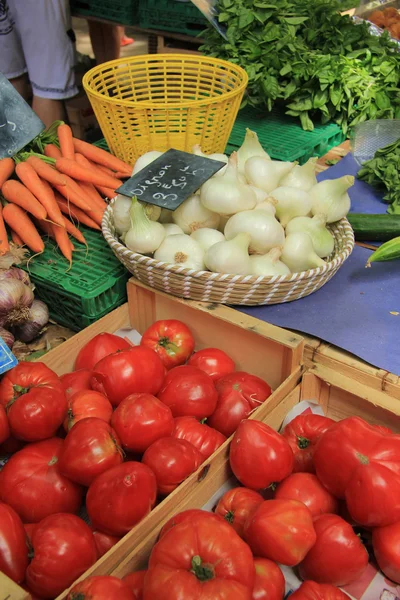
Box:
139;0;206;36
70;0;139;26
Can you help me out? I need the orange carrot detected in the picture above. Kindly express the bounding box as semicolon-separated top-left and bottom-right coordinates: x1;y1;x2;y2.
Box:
95;163;116;177
2;180;47;220
78;181;108;211
55;194;101;230
55;176;93;212
0;158;15;188
75;154;119;200
10;230;23;247
34;218;54;238
52;223;72;265
15;162;65;227
58;124;75;160
26;155;66;187
96;185;118;199
2;204;44;254
62;216;87;245
0;205;10;255
55;157;122;190
72;138;132;174
44;144;62;159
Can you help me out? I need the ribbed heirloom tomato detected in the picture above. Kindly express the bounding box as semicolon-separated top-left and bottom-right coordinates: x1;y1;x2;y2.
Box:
157;365;218;419
91;528;121;559
373;520;400;584
281;414;335;473
298;514;368;586
61;369;92;400
111;393;174;453
252;558;285;600
314;416;400;526
123;570;146;600
63;389;113;431
230;420;294;490
0;404;10;444
0;362;67;441
0;502;29;583
0;438;83;523
188;348;235;381
59;417;124;486
67;576;135;600
144;511;255;600
289;582;349;600
208;372;272;437
215;487;264;538
140;319;195;369
159;509;225;539
26;514;98;599
244;499;316;566
172;415;227;460
91;346;166;406
275;473;338;518
74;332;131;371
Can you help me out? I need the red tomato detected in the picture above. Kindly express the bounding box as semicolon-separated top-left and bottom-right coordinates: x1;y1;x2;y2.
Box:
215;487;264;537
24;522;35;543
373;520;400;583
157;365;218;419
63;389;113;431
123;571;146;600
172;415;226;459
142;437;203;495
281;414;335;473
0;362;67;442
61;369;92;400
0;438;83;522
87;461;157;536
289;581;349;600
298;513;368;586
111;393;174;453
275;473;338;518
75;332;131;371
244;499;316;566
91;346;166;406
159;509;225;540
314;416;400;526
59;418;124;486
67;576;135;600
91;528;121;558
253;558;285;600
26;513;98;599
0;502;29;583
188;348;235;381
140;319;195;369
144;512;255;599
208;372;272;437
230;420;294;490
0;404;10;444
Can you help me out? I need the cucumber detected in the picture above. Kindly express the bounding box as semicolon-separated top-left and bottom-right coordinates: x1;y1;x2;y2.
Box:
367;236;400;265
347;213;400;242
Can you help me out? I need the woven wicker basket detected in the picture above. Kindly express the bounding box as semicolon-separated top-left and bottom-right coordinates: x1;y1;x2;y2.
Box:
102;205;355;305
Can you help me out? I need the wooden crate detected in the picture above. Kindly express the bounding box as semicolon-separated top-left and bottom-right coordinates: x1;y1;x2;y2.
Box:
1;279;303;600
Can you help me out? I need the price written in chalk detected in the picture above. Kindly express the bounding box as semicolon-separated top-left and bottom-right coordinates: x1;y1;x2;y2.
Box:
117;148;226;211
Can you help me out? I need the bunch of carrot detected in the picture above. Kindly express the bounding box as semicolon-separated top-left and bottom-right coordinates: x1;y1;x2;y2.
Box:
0;123;132;267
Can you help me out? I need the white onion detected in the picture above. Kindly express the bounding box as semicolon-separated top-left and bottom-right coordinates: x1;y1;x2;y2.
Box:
191;228;225;252
205;233;251;275
172;194;220;234
132;151;162;175
224;210;285;255
154;234;205;270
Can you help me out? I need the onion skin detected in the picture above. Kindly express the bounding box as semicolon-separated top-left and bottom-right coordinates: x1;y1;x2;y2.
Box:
13;299;49;343
0;268;31;287
0;327;15;349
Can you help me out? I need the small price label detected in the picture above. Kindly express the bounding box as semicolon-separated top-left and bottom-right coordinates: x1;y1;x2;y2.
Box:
0;336;17;375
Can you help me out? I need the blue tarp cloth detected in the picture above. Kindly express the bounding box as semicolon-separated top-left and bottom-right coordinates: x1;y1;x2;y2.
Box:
235;154;400;376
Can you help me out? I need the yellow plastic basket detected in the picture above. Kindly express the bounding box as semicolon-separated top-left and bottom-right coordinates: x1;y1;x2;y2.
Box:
83;54;248;164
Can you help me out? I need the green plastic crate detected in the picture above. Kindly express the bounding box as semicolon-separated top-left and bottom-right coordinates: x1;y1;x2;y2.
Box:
24;226;129;332
70;0;139;26
139;0;206;36
227;107;346;165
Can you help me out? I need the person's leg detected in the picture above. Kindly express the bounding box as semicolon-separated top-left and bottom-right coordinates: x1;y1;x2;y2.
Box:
0;1;29;96
32;97;65;129
9;73;30;100
88;20;120;64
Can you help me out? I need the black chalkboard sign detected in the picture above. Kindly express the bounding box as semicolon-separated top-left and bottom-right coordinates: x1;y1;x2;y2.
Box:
116;149;226;211
0;72;45;159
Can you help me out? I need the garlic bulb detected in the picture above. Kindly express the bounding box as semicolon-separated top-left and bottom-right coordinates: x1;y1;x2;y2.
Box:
162;223;184;236
200;153;256;215
205;233;251;275
285;214;334;258
113;194;132;235
249;247;291;276
132;151;162;175
280;157;318;191
281;232;327;273
159;208;173;224
237;129;270;174
172;194;220;234
224;210;285;255
191;228;225;252
310;175;354;223
125;198;165;254
270;187;312;228
192;145;228;176
14;299;49;343
255;198;277;216
245;157;296;194
154;234;205;270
